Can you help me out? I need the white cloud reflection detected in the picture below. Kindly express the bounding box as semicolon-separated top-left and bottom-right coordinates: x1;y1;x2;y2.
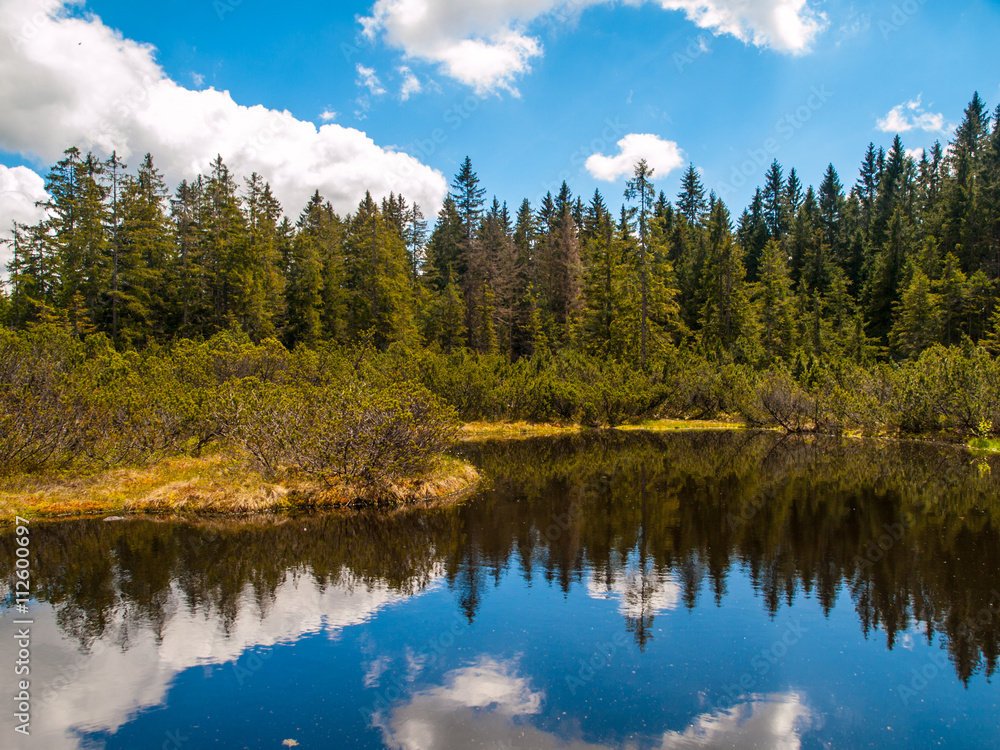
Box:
377;657;812;750
0;569;436;750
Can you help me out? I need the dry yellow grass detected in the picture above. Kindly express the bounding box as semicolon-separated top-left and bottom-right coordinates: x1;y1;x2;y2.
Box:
0;420;742;524
0;453;480;525
459;418;741;440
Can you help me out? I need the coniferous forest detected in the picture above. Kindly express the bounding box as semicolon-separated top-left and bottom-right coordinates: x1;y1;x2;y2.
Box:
4;92;1000;477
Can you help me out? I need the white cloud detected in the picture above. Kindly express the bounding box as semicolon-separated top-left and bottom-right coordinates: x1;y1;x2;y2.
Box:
399;66;423;101
0;165;50;274
586;133;685;182
320;109;338;122
657;0;827;54
877;96;951;134
357;63;388;96
0;0;447;233
360;0;826;94
905;147;924;161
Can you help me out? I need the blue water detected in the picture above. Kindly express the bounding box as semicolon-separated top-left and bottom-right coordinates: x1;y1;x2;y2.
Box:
2;431;999;748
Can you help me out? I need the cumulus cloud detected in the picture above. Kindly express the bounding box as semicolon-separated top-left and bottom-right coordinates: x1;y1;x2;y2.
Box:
586;133;685;182
877;95;951;134
360;0;826;93
0;0;447;232
657;0;827;53
0;165;50;273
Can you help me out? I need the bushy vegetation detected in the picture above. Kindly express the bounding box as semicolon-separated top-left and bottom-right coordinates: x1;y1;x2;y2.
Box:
6;324;1000;482
4;92;1000;467
0;326;458;485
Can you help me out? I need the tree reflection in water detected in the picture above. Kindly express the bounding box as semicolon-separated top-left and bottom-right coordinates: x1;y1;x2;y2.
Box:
3;431;1000;683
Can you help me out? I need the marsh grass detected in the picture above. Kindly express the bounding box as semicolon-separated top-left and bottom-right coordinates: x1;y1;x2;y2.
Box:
0;453;480;524
459;418;741;440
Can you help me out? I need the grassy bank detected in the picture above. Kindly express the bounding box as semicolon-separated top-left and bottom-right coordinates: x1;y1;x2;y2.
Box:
1;419;747;524
0;453;480;525
459;418;742;440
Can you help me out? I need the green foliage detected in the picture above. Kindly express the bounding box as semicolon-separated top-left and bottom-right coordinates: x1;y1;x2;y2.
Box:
7;94;1000;448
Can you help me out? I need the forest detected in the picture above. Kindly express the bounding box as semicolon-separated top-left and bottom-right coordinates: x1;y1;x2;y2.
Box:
3;91;1000;476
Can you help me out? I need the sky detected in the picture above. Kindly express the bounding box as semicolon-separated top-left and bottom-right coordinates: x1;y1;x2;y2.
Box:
2;0;1000;271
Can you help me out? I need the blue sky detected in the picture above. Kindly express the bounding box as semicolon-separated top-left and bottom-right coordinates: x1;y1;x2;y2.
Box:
2;0;1000;251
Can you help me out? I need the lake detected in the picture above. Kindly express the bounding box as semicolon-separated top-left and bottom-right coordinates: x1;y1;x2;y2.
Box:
3;431;1000;749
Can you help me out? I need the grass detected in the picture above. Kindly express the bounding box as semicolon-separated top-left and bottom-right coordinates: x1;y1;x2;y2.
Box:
0;452;480;526
459;417;741;440
0;419;745;524
968;437;1000;454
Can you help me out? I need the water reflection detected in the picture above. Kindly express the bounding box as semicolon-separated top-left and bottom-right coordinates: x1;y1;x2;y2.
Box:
1;430;999;748
657;693;812;749
378;657;811;750
0;568;433;749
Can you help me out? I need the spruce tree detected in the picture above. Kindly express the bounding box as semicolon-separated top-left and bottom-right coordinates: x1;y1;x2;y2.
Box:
625;159;656;366
676;163;707;225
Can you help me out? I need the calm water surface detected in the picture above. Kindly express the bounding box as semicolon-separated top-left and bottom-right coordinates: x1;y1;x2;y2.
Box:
3;431;1000;749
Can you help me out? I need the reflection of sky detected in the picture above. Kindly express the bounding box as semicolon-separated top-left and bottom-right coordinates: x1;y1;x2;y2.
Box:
587;564;681;620
0;569;437;750
378;657;811;750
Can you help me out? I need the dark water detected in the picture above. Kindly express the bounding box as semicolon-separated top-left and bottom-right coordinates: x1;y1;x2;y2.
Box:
3;431;1000;749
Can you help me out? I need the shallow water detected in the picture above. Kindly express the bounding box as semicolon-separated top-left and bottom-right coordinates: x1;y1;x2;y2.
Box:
2;431;1000;749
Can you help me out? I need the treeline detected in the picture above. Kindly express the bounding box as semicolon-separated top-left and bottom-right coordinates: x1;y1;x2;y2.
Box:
2;92;999;361
2;93;1000;437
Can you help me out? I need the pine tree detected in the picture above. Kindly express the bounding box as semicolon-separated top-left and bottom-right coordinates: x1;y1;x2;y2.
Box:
285;192;327;347
243;173;286;338
201;155;249;333
169;177;205;335
818;164;845;262
700;200;753;353
625;159;656;366
538;204;583;345
343;191;414;348
891;268;940;358
857;143;880;236
935;252;967;346
756;239;794;359
450;156;486;242
423;197;463;291
582;193;618;353
676;163;707;225
115;154;172;344
737;188;769;282
44;148;110;335
762;160;787;240
5;222;57;327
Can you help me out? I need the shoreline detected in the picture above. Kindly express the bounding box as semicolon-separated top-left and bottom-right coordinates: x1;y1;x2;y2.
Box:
1;420;990;525
458;418;744;440
0;452;481;526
